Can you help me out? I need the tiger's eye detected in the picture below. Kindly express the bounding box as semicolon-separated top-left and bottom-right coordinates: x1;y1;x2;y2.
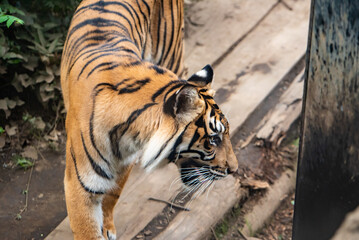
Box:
209;135;221;146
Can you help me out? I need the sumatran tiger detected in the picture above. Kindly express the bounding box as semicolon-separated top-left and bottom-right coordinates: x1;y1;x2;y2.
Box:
61;0;239;239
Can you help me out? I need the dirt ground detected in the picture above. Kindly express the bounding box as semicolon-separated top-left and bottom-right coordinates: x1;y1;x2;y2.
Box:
0;146;67;240
255;193;294;240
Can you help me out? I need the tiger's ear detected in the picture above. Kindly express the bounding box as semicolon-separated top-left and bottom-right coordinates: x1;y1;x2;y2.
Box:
187;64;214;88
174;86;204;124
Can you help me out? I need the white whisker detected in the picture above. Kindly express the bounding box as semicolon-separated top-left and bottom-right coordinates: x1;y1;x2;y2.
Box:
206;180;216;200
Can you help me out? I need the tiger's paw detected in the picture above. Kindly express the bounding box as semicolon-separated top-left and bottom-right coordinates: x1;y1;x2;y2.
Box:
104;229;116;240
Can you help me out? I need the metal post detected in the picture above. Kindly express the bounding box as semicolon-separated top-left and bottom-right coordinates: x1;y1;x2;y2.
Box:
293;0;359;239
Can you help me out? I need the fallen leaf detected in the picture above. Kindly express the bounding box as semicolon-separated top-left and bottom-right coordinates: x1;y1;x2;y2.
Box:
5;125;17;136
44;129;60;141
239;132;256;149
6;98;17;109
21;146;38;160
34;117;46;131
241;178;270;190
144;230;152;236
0;98;8;110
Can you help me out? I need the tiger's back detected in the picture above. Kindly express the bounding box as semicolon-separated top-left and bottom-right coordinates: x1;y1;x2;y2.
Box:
61;1;238;239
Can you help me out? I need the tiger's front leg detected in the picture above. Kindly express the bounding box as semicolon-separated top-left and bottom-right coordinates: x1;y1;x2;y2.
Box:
102;165;134;240
65;143;107;240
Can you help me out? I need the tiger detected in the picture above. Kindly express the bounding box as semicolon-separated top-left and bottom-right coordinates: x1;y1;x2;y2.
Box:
60;0;239;239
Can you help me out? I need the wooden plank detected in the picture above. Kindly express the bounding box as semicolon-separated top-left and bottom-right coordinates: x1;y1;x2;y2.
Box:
240;168;296;237
184;0;277;75
212;0;310;134
154;176;240;240
256;69;305;143
46;164;182;240
292;1;359;239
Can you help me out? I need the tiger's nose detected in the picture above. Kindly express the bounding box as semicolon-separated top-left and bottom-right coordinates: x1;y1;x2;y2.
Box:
226;161;238;174
227;167;236;174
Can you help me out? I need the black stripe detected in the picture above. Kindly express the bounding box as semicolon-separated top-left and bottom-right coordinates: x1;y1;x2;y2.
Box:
68;38;133;74
140;0;151;16
173;46;183;74
136;0;149;31
204;139;212;150
109;103;157;157
84;46;130;60
155;9;162;59
78;53;117;80
87;62;118;78
195;115;209;137
118;79;150;94
209;121;216;132
144;125;179;168
180;149;206;160
89;86;114;166
70;146;105;195
94;82;117;92
77;50;139;80
202;95;214;100
195;116;205;128
162;0;175;65
150;65;165;74
68;18;130;43
74;1;106;16
65;29;111;60
163;84;184;102
91;6;139;47
124;2;144;46
99;63;122;72
188;128;200;150
168;122;191;162
151;80;185;102
81;133;113;179
159;20;167;65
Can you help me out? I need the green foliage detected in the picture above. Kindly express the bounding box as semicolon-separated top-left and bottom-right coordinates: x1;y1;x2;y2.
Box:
0;1;24;27
22;113;47;139
0;126;4;134
0;12;24;28
291;137;300;147
15;213;22;220
0;0;81;123
214;219;230;239
13;155;34;170
244;218;254;236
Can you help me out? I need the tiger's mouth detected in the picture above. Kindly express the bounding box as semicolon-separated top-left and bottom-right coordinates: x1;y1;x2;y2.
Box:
179;159;228;187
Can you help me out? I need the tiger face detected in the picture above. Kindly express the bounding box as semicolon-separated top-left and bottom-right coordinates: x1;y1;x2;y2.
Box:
167;65;238;187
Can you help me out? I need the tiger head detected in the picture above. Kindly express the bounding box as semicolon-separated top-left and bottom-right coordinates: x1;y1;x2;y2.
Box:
167;65;238;187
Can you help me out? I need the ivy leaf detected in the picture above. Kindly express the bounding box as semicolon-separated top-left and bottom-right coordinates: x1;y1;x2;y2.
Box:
0;15;24;28
6;16;15;28
0;15;9;24
48;37;59;53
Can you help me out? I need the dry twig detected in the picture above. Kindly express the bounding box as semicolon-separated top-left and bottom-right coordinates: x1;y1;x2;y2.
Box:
211;226;219;240
148;197;190;211
16;158;36;220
